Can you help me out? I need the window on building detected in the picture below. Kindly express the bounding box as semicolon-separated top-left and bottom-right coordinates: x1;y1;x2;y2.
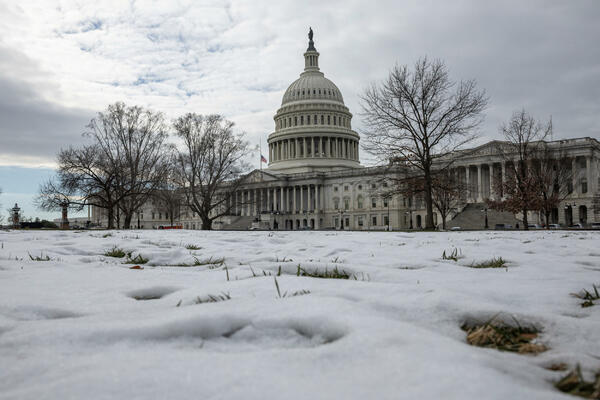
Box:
344;198;350;210
333;116;337;125
321;115;324;124
344;185;349;191
358;184;362;190
383;198;389;207
306;115;310;125
372;216;377;226
371;183;377;189
334;186;338;192
383;182;388;188
345;217;350;227
581;178;588;194
358;215;364;227
371;198;377;208
152;212;155;219
300;116;304;125
327;115;331;125
384;216;389;226
334;198;339;210
159;213;162;219
357;195;364;209
294;116;297;126
314;115;317;124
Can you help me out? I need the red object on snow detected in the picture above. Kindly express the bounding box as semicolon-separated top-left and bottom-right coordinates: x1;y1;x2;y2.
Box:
129;265;143;270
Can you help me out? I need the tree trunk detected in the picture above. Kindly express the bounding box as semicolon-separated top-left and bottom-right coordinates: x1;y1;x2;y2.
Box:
441;211;447;230
107;207;115;229
544;211;551;230
522;207;529;230
423;168;435;230
123;212;133;229
201;217;212;230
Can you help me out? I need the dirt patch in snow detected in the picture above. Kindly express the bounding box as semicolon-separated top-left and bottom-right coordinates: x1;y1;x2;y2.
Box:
127;286;180;301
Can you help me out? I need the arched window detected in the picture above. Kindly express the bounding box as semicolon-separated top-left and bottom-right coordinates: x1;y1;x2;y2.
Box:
294;116;297;126
314;115;317;124
306;115;310;125
581;177;588;194
344;198;350;210
300;116;304;125
321;115;324;124
333;198;340;210
318;89;321;95
333;116;337;125
327;115;331;125
357;195;364;209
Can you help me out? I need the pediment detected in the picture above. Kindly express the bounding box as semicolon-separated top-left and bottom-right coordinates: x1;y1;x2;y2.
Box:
243;169;282;184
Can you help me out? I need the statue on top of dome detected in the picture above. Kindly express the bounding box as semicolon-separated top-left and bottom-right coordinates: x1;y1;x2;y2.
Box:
307;27;316;51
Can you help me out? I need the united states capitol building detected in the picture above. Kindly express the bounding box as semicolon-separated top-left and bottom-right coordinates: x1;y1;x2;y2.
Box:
93;32;600;230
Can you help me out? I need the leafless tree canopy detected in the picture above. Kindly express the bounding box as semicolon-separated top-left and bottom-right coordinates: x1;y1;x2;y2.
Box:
488;109;554;229
361;57;488;229
174;113;250;230
86;102;171;228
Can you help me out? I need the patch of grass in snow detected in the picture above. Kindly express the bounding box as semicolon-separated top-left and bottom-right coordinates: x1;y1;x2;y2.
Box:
274;277;310;298
275;255;293;262
123;254;149;265
185;244;202;250
102;233;112;238
170;256;225;267
571;285;600;308
296;265;351;279
28;252;52;261
104;247;126;258
555;365;600;399
462;317;547;354
469;257;508;269
442;248;463;261
190;292;231;304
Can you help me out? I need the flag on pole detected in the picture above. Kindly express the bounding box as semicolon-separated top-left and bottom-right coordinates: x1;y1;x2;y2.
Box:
260;154;267;163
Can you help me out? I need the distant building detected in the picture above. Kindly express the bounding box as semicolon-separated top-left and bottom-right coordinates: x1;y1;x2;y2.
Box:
92;32;600;230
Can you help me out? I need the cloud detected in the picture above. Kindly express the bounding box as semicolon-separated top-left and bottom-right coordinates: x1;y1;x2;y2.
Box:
0;0;598;171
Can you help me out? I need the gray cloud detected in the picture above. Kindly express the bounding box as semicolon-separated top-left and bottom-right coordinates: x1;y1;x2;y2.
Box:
0;0;598;168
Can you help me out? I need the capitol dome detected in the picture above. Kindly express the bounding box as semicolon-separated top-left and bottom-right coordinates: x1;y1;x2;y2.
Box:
267;28;360;173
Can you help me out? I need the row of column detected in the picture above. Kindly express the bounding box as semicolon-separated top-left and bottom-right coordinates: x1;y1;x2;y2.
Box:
269;137;358;162
231;184;325;217
456;155;596;202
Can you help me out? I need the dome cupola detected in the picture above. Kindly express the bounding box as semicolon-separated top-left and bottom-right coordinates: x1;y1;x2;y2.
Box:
267;28;361;173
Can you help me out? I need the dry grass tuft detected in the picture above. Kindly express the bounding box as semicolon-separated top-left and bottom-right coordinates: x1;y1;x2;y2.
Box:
555;365;600;399
462;318;547;354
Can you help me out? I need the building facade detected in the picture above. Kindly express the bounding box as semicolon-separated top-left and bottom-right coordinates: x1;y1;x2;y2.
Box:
92;32;600;230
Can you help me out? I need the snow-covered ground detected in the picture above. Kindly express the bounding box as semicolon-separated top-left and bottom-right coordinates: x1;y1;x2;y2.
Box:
0;229;598;399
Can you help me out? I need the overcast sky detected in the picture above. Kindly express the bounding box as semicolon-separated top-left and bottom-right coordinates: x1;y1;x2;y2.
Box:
0;0;599;219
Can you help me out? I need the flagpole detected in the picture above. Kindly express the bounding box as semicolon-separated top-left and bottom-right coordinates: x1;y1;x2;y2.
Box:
259;138;262;171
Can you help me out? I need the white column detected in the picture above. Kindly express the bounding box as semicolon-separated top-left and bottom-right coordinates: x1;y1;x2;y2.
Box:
267;188;271;212
465;167;471;201
586;156;592;194
293;186;297;213
315;185;320;213
279;187;284;211
254;189;258;216
300;186;304;212
572;158;578;196
303;138;307;158
489;164;494;200
320;137;324;157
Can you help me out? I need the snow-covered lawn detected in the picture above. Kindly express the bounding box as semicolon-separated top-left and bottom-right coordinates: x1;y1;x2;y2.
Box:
0;229;599;399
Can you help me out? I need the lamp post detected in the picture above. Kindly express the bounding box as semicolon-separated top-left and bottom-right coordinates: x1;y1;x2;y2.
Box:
11;203;20;229
386;195;391;231
564;202;576;226
339;210;344;230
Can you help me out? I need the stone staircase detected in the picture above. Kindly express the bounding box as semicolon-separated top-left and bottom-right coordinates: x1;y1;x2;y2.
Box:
220;216;255;230
445;203;521;230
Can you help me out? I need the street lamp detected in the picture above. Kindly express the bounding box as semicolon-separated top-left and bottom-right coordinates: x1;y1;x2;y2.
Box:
564;202;577;226
339;210;344;230
405;209;413;230
386;195;391;231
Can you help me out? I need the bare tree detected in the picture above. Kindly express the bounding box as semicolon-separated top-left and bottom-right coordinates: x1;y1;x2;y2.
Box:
86;102;170;229
0;187;3;225
361;57;488;229
530;144;572;228
488;110;553;230
153;162;183;227
35;178;84;229
57;144;122;229
174;114;250;230
431;171;465;230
